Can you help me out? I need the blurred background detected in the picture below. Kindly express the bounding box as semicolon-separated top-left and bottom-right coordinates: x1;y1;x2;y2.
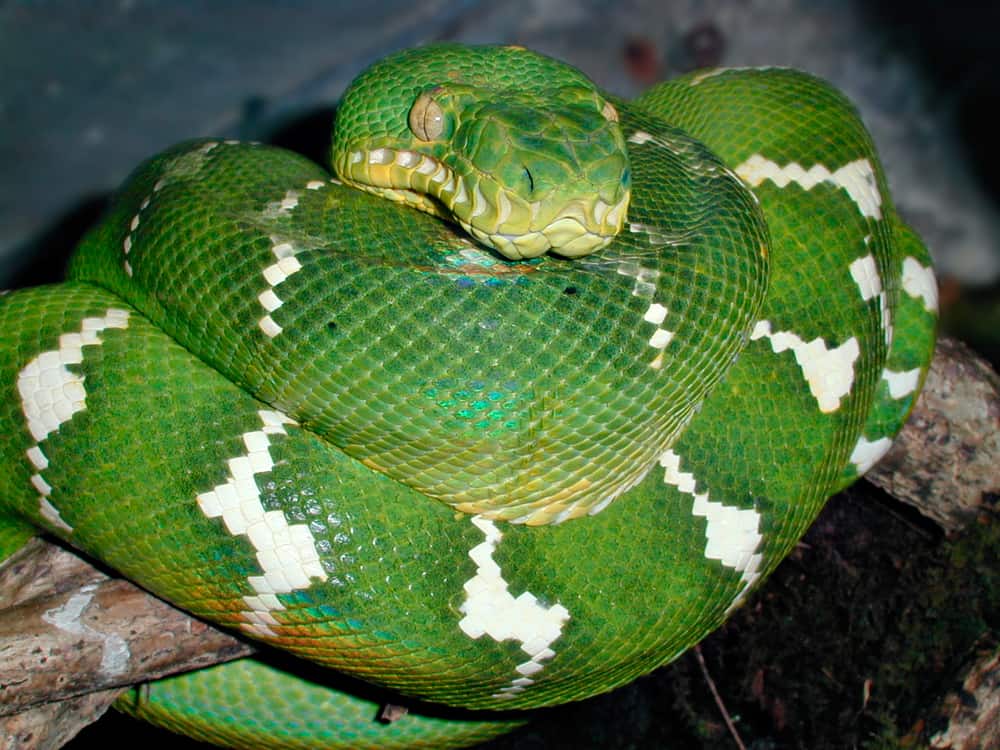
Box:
2;1;997;748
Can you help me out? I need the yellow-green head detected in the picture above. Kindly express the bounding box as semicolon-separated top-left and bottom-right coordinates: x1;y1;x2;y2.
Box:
332;44;630;259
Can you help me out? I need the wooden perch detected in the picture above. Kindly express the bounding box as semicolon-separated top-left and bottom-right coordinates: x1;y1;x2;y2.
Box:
867;337;1000;532
930;646;1000;750
0;540;253;746
1;689;126;750
0;336;997;748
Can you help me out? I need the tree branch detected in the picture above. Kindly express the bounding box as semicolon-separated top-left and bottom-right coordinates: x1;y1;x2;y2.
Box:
867;337;1000;532
930;645;1000;750
0;539;253;718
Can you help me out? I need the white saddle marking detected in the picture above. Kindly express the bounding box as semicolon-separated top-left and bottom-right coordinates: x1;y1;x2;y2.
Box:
659;449;763;611
458;516;570;699
16;308;131;534
257;237;303;338
195;409;327;638
849;435;893;475
263;189;300;219
901;256;939;313
849;250;892;347
751;320;860;413
882;367;921;399
735;154;883;220
687;66;787;86
615;254;676;369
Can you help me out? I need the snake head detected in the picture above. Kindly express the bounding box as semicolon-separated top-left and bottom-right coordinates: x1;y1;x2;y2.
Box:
332;45;631;259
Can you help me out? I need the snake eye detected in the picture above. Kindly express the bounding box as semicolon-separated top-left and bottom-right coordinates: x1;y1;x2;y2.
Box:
601;100;619;123
409;91;445;141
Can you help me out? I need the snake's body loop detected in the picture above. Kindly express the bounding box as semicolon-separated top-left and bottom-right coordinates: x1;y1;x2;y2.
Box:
0;45;937;749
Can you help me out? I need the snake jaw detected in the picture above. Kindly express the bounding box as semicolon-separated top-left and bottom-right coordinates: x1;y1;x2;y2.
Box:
336;145;467;227
337;144;630;260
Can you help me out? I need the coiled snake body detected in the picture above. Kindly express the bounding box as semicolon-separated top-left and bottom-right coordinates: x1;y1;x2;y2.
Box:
0;45;937;748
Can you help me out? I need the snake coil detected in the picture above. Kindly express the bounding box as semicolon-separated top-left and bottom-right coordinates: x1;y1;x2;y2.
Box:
0;45;937;749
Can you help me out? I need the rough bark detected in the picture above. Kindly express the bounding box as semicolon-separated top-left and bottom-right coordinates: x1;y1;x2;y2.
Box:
930;647;1000;750
0;336;996;747
867;337;1000;532
0;540;253;719
0;690;123;750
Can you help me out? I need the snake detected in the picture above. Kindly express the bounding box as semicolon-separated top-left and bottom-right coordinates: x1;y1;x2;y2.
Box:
0;44;938;748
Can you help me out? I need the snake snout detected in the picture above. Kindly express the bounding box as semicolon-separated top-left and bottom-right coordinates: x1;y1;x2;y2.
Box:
460;187;629;260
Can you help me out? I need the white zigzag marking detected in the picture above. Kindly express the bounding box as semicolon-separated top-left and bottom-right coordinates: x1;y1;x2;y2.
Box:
849;435;893;475
257;183;317;337
458;516;570;699
849;253;882;302
628;221;679;248
17;309;131;533
659;450;763;610
751;320;860;413
883;367;921;399
849;251;892;346
615;256;660;298
195;409;327;638
901;257;939;313
735;154;883;220
257;238;302;338
615;255;675;369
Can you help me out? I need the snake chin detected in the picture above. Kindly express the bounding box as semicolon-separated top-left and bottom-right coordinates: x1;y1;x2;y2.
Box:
459;200;626;260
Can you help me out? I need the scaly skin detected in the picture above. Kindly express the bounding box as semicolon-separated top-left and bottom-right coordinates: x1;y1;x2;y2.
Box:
0;46;936;748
